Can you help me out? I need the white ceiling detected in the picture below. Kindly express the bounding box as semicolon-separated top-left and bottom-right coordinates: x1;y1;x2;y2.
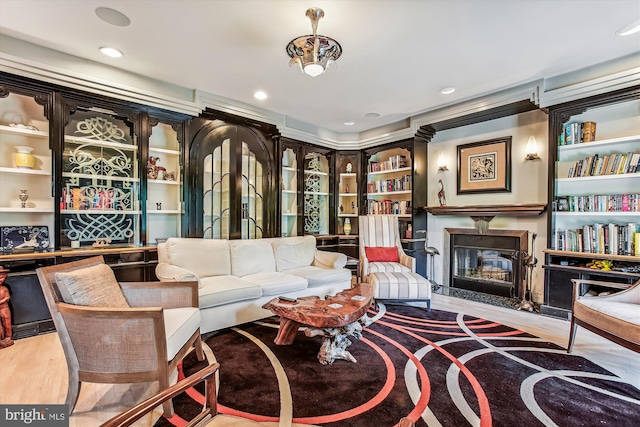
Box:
0;0;639;136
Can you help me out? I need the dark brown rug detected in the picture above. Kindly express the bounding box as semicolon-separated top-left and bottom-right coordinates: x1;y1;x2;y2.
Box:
156;305;640;427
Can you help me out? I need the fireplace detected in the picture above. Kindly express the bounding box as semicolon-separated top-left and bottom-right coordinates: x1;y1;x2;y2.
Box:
445;228;528;298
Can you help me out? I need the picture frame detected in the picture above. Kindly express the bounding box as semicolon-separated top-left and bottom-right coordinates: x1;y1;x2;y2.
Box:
457;136;511;194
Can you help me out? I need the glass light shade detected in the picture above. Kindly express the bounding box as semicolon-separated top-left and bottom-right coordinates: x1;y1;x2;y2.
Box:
525;136;541;160
437;152;448;171
304;63;324;77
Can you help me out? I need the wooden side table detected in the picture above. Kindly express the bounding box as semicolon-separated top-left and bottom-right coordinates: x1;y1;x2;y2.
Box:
345;256;361;283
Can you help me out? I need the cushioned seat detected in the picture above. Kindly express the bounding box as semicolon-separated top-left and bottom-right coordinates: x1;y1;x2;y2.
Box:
368;271;431;311
368;261;412;274
568;278;640;353
199;276;263;308
286;265;352;287
164;307;202;360
241;271;308;295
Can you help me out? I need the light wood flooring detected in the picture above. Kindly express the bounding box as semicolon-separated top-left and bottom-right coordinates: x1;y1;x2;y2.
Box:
1;293;638;427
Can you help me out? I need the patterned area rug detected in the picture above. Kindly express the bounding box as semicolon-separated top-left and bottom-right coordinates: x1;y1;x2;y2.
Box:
156;305;640;427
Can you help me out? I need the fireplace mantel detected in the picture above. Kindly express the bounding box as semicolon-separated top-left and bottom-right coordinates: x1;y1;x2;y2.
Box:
425;204;547;217
426;204;547;234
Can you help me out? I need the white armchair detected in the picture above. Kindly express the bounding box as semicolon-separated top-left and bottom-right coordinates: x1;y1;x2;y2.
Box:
358;215;415;281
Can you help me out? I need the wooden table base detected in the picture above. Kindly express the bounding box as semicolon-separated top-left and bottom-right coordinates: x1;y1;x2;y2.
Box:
306;314;373;365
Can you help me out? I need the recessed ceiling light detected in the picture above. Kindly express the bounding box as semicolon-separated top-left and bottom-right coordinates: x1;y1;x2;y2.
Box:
440;87;455;95
99;47;123;58
344;121;355;126
616;20;640;36
364;112;380;118
253;91;267;100
95;7;131;27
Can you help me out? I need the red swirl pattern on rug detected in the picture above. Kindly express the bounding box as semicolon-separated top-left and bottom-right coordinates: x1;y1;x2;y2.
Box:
156;305;640;427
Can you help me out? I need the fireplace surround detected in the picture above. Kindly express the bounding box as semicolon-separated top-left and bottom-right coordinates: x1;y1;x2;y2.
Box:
444;228;528;298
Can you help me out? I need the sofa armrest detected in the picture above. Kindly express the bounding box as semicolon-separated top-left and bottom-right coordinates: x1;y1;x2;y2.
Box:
120;281;199;308
156;262;199;282
313;250;347;269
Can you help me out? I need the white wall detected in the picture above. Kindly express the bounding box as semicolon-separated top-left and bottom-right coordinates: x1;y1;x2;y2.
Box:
427;109;549;302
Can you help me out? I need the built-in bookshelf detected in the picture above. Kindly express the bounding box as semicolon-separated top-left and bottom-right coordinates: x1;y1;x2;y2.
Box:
542;87;640;319
366;150;412;217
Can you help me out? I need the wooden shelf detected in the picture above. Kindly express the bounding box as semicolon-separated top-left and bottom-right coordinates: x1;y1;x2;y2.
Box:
543;249;639;262
426;203;547;217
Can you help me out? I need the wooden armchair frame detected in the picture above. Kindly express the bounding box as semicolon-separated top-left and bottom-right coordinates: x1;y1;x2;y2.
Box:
568;278;640;353
36;256;205;417
100;362;220;427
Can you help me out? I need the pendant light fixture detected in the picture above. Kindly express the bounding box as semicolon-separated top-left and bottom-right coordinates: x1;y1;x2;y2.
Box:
286;7;342;77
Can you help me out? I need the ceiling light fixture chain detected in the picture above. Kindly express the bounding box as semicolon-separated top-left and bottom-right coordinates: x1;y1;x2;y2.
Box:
286;7;342;77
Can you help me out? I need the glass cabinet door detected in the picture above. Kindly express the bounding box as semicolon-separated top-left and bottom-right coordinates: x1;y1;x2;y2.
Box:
241;141;264;239
61;109;139;248
281;147;298;237
203;138;230;239
304;152;329;235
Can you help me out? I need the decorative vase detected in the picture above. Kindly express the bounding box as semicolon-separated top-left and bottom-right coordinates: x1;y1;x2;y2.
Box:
343;218;351;235
19;190;28;208
14;146;35;169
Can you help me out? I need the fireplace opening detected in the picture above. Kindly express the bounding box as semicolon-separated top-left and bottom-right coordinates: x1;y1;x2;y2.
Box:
446;229;528;299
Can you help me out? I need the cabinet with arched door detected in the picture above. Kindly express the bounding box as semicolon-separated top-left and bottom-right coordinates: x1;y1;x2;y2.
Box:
186;111;279;239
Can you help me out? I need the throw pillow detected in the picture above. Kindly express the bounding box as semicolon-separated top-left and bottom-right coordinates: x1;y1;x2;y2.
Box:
55;263;129;308
365;246;400;262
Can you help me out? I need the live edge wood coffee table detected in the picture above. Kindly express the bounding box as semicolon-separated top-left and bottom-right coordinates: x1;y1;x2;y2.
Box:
262;283;373;365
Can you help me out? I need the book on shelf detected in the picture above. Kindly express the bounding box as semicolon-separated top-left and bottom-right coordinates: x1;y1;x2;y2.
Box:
567;151;640;178
582;121;596;142
561;121;597;145
554;222;640;255
554;194;639;213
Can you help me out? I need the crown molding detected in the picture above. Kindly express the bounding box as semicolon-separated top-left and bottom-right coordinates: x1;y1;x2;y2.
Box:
539;67;640;107
0;52;202;116
410;82;541;130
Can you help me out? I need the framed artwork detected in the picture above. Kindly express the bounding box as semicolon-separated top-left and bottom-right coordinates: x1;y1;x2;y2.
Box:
457;136;511;194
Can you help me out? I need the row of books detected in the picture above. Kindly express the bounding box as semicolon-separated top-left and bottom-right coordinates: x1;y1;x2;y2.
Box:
566;152;640;177
368;155;407;172
552;222;640;256
366;199;412;215
558;121;596;145
554;194;640;213
367;175;412;193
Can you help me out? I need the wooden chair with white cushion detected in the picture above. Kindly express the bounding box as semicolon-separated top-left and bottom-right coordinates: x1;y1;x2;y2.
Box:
359;215;431;310
36;256;205;417
100;363;265;427
568;278;640;353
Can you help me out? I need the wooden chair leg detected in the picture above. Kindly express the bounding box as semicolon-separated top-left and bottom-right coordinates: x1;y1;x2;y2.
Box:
159;375;174;418
426;299;431;312
195;335;205;361
567;317;578;353
65;379;81;415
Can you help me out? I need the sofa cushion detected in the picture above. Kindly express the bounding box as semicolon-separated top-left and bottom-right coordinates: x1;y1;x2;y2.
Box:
55;263;129;308
285;266;352;288
165;238;231;278
198;275;263;309
272;236;317;271
365;246;400;262
368;262;412;274
163;307;201;360
230;240;276;277
241;271;308;296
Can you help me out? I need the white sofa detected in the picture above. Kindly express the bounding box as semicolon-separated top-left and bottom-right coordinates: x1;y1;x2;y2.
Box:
156;236;352;333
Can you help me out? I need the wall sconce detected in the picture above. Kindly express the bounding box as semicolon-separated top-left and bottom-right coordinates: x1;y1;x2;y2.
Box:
437;152;448;171
525;136;541;161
